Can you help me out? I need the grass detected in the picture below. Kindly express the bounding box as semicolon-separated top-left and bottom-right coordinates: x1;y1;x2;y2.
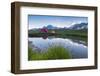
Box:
28;46;72;60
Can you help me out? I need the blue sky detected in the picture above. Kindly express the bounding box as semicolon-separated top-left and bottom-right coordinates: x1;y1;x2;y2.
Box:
28;15;88;29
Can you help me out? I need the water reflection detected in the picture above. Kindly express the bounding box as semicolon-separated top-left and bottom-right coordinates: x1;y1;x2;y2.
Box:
29;36;88;59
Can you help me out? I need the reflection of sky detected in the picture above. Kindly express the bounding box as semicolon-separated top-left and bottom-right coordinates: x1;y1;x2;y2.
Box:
29;37;88;58
28;15;88;29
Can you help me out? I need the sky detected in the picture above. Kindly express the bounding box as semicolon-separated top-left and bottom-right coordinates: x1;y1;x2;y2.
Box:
28;15;88;29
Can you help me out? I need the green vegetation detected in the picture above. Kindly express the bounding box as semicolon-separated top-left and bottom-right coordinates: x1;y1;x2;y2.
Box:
28;46;72;60
55;29;87;37
29;29;87;37
29;29;87;42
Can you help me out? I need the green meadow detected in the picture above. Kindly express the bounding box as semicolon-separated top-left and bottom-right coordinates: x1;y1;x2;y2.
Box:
28;46;72;60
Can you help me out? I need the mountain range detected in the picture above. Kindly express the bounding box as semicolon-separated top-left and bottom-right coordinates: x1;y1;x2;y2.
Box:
43;22;88;30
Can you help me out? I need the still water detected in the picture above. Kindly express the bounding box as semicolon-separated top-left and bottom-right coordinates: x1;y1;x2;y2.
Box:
29;36;88;59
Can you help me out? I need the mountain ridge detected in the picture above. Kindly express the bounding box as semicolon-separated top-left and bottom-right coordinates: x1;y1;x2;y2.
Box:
44;22;88;30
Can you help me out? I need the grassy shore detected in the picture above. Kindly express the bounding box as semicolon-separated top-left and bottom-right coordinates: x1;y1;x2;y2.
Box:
28;46;72;60
29;29;87;43
29;29;87;38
